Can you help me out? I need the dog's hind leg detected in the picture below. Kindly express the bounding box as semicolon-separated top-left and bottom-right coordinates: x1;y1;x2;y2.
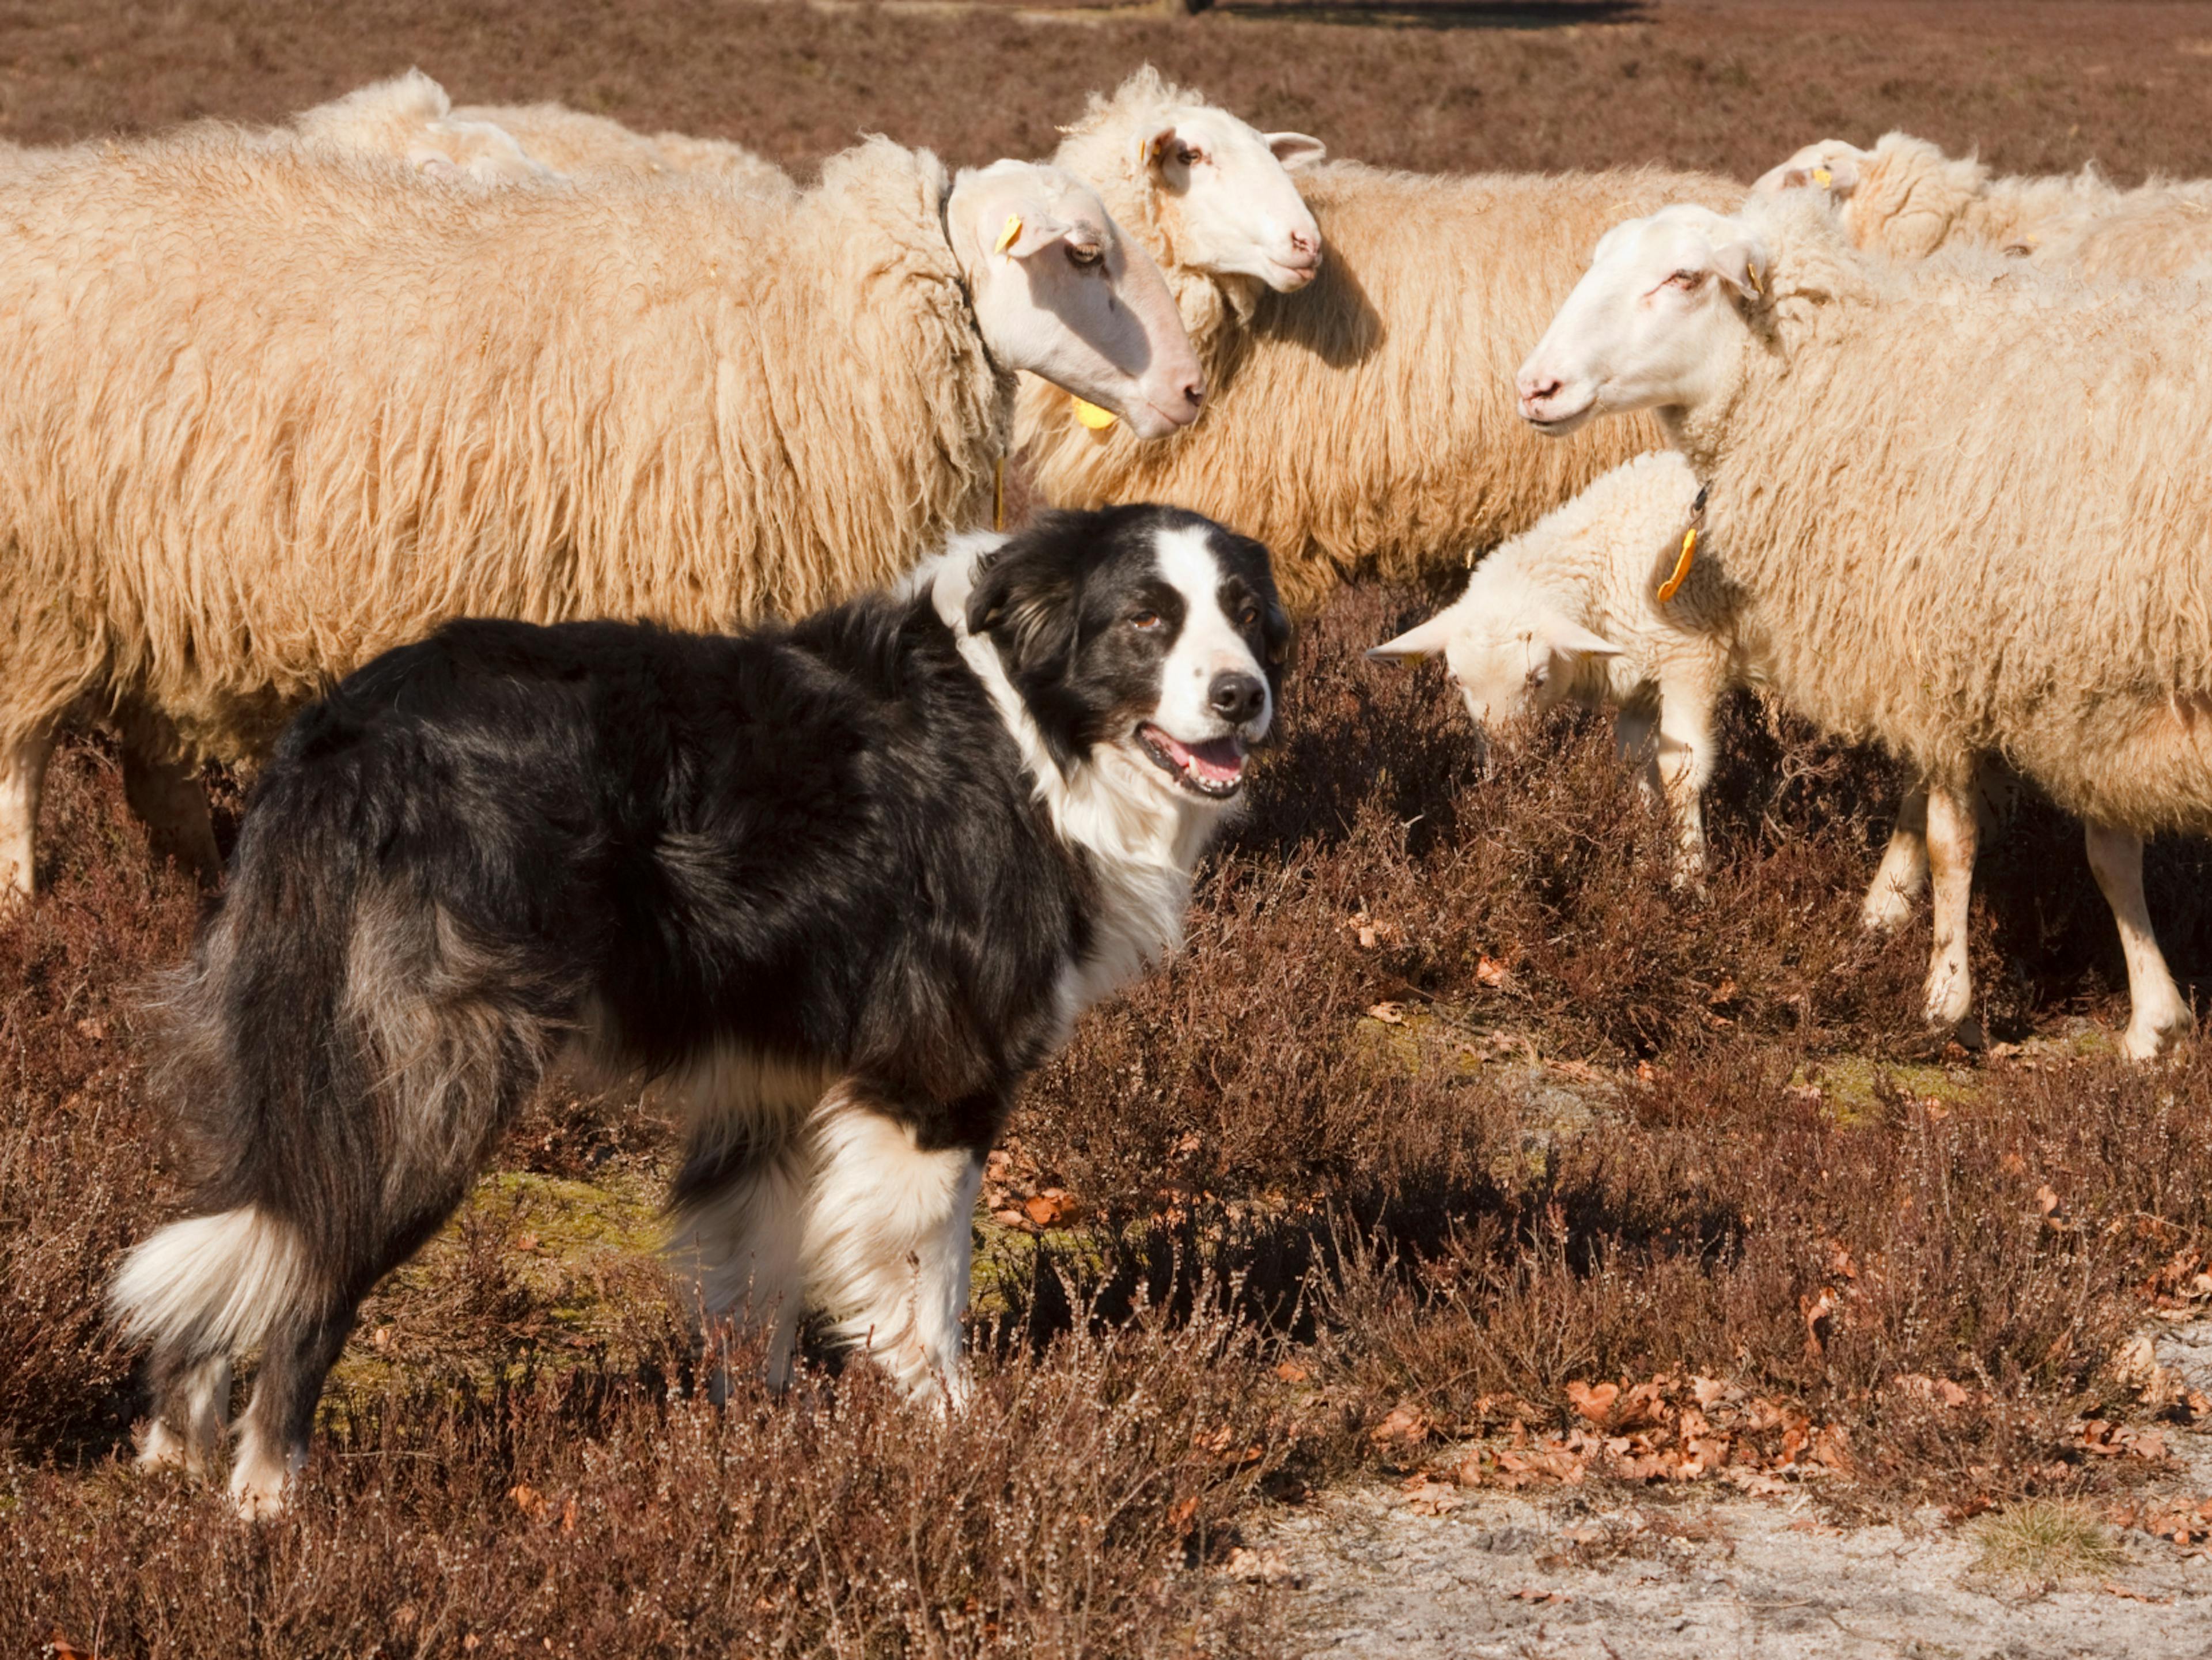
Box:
800;1084;984;1406
230;1299;359;1519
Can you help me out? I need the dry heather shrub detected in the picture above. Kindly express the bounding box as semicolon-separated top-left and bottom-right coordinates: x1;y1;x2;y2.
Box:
0;740;201;1454
5;1302;1293;1659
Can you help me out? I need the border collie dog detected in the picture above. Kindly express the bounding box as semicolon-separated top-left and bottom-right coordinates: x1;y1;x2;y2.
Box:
109;504;1286;1515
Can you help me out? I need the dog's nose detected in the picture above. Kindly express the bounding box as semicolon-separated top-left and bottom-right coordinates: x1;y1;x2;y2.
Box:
1208;671;1266;725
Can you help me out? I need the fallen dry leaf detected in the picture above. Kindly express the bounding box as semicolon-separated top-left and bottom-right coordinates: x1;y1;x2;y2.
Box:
1566;1380;1620;1424
1476;955;1510;988
1370;1402;1430;1447
1222;1546;1298;1585
1365;1001;1406;1025
1509;1587;1567;1605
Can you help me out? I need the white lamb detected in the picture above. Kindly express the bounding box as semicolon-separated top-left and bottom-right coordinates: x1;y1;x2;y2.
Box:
1367;452;1739;875
292;69;555;184
1517;194;2212;1058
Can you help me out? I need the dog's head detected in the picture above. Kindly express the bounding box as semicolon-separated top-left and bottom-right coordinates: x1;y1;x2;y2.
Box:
963;505;1289;806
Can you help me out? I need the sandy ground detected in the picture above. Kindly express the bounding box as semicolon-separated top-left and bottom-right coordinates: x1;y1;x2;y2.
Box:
1242;1320;2212;1658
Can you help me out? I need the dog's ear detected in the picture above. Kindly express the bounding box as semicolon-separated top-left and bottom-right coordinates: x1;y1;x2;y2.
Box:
965;543;1079;683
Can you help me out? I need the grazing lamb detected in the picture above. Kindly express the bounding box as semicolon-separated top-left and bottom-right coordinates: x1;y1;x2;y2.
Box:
0;128;1203;901
1016;68;1740;612
1366;452;1739;875
1517;194;2212;1058
293;68;555;184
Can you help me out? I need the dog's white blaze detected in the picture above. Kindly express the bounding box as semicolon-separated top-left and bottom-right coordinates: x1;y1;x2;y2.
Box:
1149;524;1272;741
110;1205;305;1360
801;1089;982;1404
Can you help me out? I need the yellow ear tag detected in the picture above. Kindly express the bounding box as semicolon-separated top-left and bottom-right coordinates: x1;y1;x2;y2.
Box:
1745;263;1763;298
1657;524;1698;603
1812;166;1833;187
994;214;1022;255
1072;396;1118;431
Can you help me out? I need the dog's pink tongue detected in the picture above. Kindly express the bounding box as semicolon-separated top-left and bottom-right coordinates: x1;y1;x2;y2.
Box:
1185;738;1245;783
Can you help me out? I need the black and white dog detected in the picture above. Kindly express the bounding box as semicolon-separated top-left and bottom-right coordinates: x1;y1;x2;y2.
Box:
109;504;1287;1515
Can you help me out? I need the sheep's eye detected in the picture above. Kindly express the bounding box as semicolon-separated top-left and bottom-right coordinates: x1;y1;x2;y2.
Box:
1525;663;1548;690
1131;610;1163;631
1177;146;1202;167
1666;269;1705;289
1066;241;1104;269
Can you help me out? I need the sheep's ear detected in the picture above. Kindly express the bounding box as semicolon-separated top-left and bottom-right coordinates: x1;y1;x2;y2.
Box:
407;146;463;178
1132;123;1181;173
1265;131;1327;172
1368;612;1459;664
1784;150;1861;199
1544;616;1624;661
991;211;1074;262
1710;231;1772;300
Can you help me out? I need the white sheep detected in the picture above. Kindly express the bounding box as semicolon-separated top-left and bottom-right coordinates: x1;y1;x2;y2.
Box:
1366;452;1739;875
0;127;1203;901
455;98;793;198
1015;67;1742;612
1753;130;2212;281
1518;194;2212;1058
292;68;556;184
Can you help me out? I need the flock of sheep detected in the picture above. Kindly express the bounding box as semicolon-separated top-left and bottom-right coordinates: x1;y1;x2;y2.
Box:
3;65;2207;1060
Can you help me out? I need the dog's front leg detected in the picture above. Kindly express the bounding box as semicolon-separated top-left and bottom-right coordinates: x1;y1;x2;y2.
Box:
800;1083;984;1406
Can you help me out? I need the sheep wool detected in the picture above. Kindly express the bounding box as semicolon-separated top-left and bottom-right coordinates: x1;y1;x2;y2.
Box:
0;128;1005;766
1022;80;1738;611
455;99;795;197
1669;195;2212;839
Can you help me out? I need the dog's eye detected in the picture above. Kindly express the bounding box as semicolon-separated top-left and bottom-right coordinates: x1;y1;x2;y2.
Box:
1237;604;1259;629
1130;610;1162;631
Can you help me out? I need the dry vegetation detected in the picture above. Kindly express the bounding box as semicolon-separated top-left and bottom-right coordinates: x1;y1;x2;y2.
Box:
8;2;2212;1654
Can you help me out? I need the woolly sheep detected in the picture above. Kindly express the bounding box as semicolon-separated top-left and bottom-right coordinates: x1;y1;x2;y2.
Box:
0;127;1203;901
1015;68;1741;612
456;99;794;199
1753;130;2212;281
293;68;556;184
1518;194;2212;1058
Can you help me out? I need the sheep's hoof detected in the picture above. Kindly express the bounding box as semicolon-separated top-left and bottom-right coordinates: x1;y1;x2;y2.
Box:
2119;1012;2192;1063
1859;889;1915;935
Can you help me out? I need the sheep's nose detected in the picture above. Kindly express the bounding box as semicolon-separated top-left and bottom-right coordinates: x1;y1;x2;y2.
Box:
1208;671;1266;725
1288;229;1319;259
1181;375;1207;411
1517;370;1563;414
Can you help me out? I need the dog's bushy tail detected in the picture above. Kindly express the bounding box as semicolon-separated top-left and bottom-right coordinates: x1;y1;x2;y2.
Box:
116;767;380;1351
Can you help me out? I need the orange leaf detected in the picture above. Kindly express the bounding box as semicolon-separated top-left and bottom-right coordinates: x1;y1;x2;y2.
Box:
1366;1001;1406;1025
1566;1381;1619;1424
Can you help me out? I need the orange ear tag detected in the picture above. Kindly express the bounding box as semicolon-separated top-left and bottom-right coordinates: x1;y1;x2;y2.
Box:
1071;396;1118;431
994;214;1022;255
1656;524;1698;603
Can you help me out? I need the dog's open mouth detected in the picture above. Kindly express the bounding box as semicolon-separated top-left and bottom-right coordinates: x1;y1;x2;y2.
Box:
1137;723;1248;799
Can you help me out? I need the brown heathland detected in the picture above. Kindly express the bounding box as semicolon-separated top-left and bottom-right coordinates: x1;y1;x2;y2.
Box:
9;3;2212;1654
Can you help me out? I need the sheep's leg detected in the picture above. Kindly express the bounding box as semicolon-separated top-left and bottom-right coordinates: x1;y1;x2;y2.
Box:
2084;820;2192;1061
122;742;221;886
0;727;52;903
1862;782;1930;933
1921;782;1981;1046
1653;680;1717;886
800;1083;984;1407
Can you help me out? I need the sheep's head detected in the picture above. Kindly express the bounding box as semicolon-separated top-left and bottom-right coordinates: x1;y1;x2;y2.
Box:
950;160;1205;441
1517;203;1770;437
1753;131;1979;260
1128;103;1324;292
1370;587;1621;732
